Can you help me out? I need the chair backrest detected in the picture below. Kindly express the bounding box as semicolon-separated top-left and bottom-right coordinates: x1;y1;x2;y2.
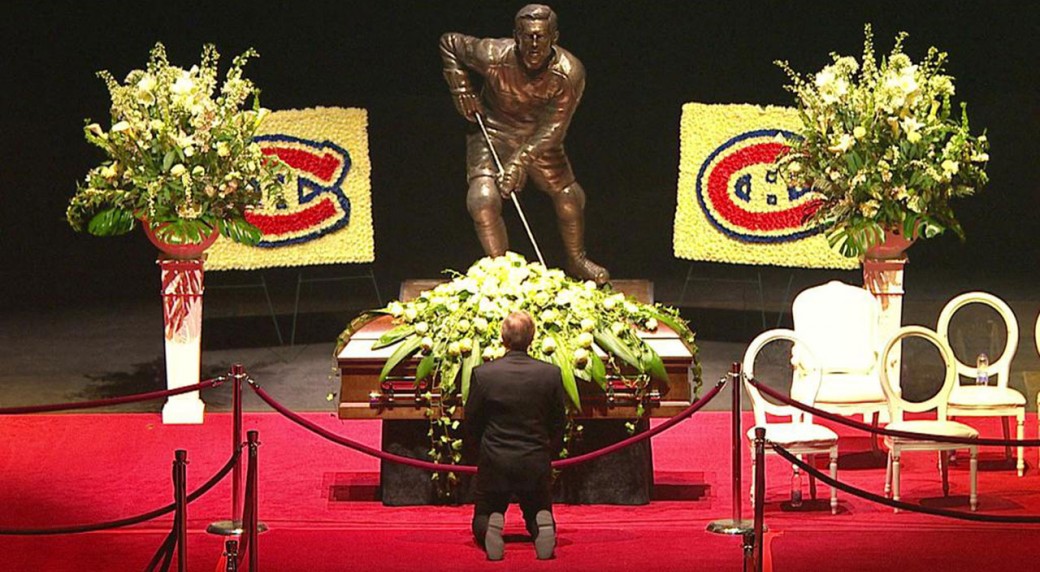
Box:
742;329;824;427
878;326;958;423
937;291;1019;389
792;281;881;373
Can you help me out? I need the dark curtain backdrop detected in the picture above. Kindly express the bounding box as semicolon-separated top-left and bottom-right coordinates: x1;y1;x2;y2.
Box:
2;1;1037;310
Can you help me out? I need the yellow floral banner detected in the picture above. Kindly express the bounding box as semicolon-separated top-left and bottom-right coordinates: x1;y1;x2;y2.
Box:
206;107;374;270
673;103;857;269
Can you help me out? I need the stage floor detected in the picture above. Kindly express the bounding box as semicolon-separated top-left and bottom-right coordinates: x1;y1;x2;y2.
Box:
3;411;1040;571
2;266;1039;414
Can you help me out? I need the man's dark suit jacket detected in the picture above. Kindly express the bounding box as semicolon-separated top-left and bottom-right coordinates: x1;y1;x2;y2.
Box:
466;350;568;492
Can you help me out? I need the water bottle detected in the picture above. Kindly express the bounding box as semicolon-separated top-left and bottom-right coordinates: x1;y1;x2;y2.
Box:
976;353;989;386
790;468;803;508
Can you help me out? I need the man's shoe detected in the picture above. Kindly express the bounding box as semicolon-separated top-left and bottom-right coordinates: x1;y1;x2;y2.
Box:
533;510;556;560
485;512;505;561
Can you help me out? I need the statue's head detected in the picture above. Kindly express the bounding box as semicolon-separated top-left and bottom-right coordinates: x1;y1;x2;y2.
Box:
501;311;535;351
514;4;558;73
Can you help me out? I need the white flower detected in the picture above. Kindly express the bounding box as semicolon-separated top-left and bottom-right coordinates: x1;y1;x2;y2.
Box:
403;307;418;323
602;297;616;310
540;309;557;324
216;141;230;157
971;152;989;163
420;336;434;352
473;317;488;333
540;337;557;354
111;121;131;133
853;126;867;139
387;301;404;318
827;133;855;153
645;318;659;332
573;348;589;368
447;341;461;357
191;166;204;177
458;338;473;354
610;322;626;336
941;159;959;177
456;318;471;332
576;332;594;348
414;321;429;335
580;318;596;332
169;164;187;177
171;72;194;96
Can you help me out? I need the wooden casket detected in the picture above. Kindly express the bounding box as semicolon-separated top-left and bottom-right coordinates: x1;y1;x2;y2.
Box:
336;280;699;420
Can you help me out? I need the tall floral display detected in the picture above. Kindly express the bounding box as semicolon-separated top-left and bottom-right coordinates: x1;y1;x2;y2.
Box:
775;25;990;381
775;25;989;258
67;43;289;423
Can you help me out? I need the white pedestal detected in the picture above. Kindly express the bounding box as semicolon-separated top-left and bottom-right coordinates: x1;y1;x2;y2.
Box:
160;258;207;425
863;256;907;388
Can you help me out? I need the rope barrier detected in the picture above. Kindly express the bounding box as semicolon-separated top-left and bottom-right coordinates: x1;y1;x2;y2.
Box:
771;443;1040;524
748;377;1040;447
247;377;725;474
0;377;225;415
0;449;239;535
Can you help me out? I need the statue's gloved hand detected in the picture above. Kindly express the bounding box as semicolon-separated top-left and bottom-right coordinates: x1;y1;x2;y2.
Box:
452;92;485;123
497;160;526;198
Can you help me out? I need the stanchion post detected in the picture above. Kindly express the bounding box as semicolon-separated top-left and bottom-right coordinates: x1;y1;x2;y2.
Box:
208;364;268;538
246;430;260;571
753;427;767;572
174;449;188;572
708;363;755;537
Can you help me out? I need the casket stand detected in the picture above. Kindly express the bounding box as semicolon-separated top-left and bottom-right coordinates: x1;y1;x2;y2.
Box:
336;280;698;505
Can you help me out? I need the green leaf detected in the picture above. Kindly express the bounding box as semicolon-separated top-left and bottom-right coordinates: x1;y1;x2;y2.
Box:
378;335;421;382
162;150;176;172
372;325;415;350
550;334;581;410
640;341;669;383
643;307;692;339
439;360;461;393
589;351;608;391
218;217;262;246
415;353;436;382
87;208;135;236
594;328;642;371
460;339;482;404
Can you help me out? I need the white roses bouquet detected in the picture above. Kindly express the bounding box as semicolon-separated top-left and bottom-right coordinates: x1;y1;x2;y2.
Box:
67;43;289;246
775;25;989;258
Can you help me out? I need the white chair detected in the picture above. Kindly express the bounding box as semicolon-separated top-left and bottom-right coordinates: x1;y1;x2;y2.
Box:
937;292;1024;476
791;281;888;434
744;329;838;514
880;326;978;512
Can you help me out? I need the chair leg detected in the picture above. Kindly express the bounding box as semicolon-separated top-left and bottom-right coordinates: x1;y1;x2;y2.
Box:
892;451;901;513
970;446;978;511
808;454;818;500
829;447;838;515
870;412;880;452
1002;416;1012;462
749;446;756;509
940;451;950;497
884;452;892;497
1018;412;1025;477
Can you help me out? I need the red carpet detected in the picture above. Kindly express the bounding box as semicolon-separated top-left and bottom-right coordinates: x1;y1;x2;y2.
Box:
2;410;1039;570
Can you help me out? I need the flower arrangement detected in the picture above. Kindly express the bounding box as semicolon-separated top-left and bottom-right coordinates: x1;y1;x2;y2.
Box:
336;253;700;487
66;43;289;247
775;25;990;258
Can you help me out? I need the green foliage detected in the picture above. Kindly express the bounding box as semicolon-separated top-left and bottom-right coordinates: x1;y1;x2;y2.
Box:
775;25;989;259
67;42;290;247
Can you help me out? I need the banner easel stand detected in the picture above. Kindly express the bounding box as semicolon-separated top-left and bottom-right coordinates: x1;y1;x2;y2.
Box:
291;264;382;346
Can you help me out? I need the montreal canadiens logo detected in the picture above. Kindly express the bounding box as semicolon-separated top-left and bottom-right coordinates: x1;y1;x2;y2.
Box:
696;129;821;243
248;134;353;247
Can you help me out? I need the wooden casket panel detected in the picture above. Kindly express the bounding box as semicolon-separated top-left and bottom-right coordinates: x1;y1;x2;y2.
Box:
337;315;697;420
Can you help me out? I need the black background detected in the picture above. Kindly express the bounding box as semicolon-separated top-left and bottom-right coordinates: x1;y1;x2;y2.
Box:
2;1;1037;311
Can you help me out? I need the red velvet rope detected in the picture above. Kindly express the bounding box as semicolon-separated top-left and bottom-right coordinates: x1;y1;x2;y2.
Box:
248;380;724;473
0;377;225;415
771;443;1040;523
748;377;1040;447
0;449;239;535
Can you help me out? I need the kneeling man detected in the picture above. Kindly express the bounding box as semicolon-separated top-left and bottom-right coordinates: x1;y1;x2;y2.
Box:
466;311;567;560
